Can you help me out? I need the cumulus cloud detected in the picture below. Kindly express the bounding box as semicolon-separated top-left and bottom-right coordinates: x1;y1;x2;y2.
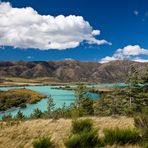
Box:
100;45;148;63
0;2;111;50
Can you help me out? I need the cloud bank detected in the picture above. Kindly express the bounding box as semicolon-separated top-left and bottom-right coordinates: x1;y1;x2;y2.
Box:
100;45;148;63
0;2;111;50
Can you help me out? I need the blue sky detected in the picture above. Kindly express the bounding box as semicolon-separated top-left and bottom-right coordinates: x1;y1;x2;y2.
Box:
0;0;148;62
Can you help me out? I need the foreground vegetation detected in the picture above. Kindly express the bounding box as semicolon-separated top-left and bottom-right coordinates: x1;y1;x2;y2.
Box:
0;116;134;148
0;88;45;111
0;116;147;148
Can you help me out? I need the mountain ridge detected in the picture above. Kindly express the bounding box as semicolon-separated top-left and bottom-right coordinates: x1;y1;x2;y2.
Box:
0;60;147;83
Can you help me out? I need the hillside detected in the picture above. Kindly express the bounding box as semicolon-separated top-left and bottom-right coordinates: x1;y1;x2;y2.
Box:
0;60;147;83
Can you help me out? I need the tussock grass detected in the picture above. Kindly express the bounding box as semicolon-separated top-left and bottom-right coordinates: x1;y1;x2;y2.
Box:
33;136;54;148
103;127;140;145
0;116;135;148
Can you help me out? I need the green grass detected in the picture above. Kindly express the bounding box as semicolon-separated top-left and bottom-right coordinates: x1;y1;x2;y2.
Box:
71;119;93;134
65;130;100;148
103;127;140;145
134;114;148;144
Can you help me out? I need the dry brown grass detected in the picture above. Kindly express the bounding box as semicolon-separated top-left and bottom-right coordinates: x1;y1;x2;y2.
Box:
0;116;139;148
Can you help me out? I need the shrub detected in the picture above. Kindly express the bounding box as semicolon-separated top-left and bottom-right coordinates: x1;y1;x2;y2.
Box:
71;119;93;134
65;119;101;148
134;114;148;129
33;136;54;148
103;127;140;145
65;134;81;148
134;114;148;141
65;130;100;148
141;142;148;148
124;107;134;117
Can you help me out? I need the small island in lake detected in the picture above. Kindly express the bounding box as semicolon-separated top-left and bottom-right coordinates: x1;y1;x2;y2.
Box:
0;88;45;111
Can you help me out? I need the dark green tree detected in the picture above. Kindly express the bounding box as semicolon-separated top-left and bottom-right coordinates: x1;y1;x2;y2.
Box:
75;86;94;116
31;108;43;119
47;96;55;117
15;111;25;120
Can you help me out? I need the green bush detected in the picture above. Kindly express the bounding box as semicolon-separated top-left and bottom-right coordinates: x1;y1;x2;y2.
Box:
71;119;93;134
65;134;81;148
141;142;148;148
65;130;100;148
134;114;148;129
103;127;140;145
134;114;148;141
65;119;101;148
33;136;54;148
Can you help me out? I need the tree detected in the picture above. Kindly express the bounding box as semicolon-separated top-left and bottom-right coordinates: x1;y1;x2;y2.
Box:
47;96;55;117
15;111;25;120
31;108;43;119
126;64;140;108
75;86;94;116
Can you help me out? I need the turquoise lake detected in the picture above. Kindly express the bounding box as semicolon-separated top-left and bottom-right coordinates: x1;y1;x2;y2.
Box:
0;83;128;119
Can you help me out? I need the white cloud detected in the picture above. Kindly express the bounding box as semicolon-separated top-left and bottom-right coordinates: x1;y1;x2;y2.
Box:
133;57;148;63
64;58;75;61
99;56;117;63
100;45;148;63
0;2;111;50
115;45;148;57
133;10;139;16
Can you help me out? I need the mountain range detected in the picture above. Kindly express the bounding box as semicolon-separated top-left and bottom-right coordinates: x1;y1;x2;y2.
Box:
0;60;147;83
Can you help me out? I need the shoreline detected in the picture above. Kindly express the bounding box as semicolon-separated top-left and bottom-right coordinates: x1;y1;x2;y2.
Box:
0;82;127;88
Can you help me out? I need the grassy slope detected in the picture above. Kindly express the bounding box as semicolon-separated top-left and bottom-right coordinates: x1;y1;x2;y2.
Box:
0;116;138;148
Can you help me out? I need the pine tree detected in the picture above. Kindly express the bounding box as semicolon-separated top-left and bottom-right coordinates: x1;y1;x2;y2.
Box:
31;108;43;119
15;111;25;120
47;96;55;117
75;86;94;116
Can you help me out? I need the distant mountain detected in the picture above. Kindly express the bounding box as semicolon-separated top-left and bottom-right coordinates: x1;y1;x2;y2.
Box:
0;60;147;83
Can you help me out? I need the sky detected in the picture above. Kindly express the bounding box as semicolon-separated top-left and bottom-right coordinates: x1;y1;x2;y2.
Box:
0;0;148;62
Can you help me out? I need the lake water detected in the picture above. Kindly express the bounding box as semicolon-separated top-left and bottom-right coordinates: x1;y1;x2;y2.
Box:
0;83;128;119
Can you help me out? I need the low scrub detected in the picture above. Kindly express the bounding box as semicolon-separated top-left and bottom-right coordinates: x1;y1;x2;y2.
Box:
134;114;148;142
65;119;101;148
71;119;93;134
103;127;140;145
33;136;54;148
65;130;100;148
